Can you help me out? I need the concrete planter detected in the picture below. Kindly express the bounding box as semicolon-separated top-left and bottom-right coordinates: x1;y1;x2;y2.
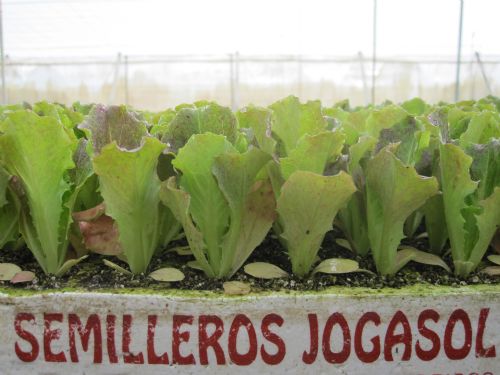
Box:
1;285;498;374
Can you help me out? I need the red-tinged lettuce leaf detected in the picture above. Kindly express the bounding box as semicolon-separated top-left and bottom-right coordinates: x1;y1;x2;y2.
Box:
79;105;179;274
77;214;122;256
79;104;148;154
10;270;36;284
72;202;106;222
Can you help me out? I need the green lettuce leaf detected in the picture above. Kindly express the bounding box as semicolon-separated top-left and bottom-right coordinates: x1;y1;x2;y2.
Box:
162;133;273;278
459;111;500;148
422;194;448;254
93;137;168;273
365;104;408;138
263;107;353;277
277;171;356;277
173;134;233;265
236;106;276;155
280;131;345;180
162;103;238;153
32;101;84;133
161;177;214;277
337;136;377;256
0;167;19;247
213;150;275;277
401;98;429;116
269;96;327;156
440;142;500;276
325;107;371;145
467;140;500;200
0;111;78;274
366;148;438;275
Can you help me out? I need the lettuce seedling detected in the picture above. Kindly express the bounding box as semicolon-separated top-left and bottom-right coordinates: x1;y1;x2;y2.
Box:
336;136;376;256
162;103;240;153
0;166;19;248
79;105;180;274
440;141;500;277
262;96;357;277
332;106;398;256
0;110;90;274
420;107;500;256
366;147;439;276
161;133;274;278
277;170;356;277
32;101;85;134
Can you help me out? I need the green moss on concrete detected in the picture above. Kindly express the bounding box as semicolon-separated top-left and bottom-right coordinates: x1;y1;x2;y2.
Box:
0;283;498;300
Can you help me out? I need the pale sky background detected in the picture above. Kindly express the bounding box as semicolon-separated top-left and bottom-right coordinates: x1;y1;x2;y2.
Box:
3;0;499;108
3;0;499;59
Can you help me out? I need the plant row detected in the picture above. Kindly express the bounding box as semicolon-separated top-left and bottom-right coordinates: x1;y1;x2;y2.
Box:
0;96;499;283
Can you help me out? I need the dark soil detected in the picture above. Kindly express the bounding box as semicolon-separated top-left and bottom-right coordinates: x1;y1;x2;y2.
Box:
1;228;498;293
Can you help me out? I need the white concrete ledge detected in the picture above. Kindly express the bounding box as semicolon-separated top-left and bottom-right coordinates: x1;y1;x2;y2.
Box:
0;285;498;374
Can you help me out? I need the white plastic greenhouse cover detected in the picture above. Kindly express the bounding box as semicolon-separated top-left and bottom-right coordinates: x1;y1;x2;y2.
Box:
2;0;500;108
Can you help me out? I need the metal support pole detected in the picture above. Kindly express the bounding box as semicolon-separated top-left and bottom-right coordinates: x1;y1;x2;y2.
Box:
124;55;129;106
0;0;6;104
297;55;303;98
230;52;239;111
234;51;239;110
416;63;422;97
358;52;369;105
229;53;234;110
475;51;492;95
371;0;377;105
454;0;464;102
108;53;122;104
